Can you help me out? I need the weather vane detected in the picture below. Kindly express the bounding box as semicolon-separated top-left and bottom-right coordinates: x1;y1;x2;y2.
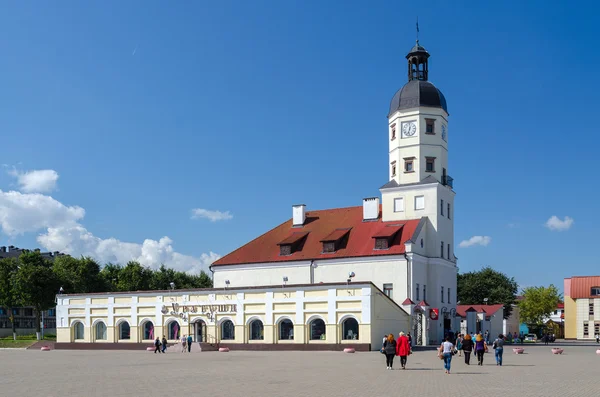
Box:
416;17;420;44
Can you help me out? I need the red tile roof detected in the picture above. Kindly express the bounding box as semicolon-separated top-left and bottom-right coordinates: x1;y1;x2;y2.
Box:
212;206;422;266
321;228;352;242
456;304;504;318
278;231;309;245
567;276;600;299
402;298;415;305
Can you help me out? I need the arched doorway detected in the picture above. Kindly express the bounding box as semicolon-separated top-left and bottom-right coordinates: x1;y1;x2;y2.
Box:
193;319;207;342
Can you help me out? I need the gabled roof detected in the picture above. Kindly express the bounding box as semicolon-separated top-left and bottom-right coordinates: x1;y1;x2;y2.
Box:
278;232;309;246
320;228;351;242
456;304;504;318
212;206;422;266
402;298;415;305
568;276;600;299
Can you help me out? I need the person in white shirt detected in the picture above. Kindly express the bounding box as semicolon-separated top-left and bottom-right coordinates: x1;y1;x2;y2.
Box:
439;336;455;374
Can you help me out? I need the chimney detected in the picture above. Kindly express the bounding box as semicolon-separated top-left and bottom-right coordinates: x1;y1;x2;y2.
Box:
362;197;380;221
0;247;6;253
292;204;306;226
8;245;14;251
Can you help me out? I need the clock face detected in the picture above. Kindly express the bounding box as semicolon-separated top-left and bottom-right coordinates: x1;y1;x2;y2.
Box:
442;125;447;141
402;121;417;137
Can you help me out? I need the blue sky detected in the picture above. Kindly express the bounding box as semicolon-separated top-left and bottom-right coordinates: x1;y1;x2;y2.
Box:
0;1;598;289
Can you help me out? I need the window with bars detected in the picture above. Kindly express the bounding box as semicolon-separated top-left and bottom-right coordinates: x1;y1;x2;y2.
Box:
590;303;595;316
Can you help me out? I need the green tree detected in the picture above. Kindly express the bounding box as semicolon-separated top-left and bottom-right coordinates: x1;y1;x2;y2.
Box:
14;253;61;339
115;261;152;291
518;285;561;326
53;256;104;294
457;266;518;319
99;263;123;291
0;258;20;340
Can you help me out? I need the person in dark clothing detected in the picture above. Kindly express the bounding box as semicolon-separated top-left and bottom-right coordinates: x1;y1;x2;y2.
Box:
161;336;168;353
461;334;474;365
154;337;161;353
187;335;193;352
383;334;397;370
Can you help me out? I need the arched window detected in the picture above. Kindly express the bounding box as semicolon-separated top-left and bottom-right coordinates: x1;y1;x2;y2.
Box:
249;320;264;340
119;321;131;340
342;318;359;340
95;322;107;340
167;321;180;340
309;318;326;340
221;320;235;340
74;322;84;340
278;319;294;340
142;321;154;340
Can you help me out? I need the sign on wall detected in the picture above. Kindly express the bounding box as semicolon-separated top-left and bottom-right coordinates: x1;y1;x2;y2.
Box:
429;308;439;321
161;303;237;322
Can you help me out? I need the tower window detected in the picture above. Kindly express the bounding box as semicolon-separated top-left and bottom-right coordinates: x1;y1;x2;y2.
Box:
441;241;444;258
404;158;414;173
394;197;404;212
425;119;435;134
416;283;420;301
391;124;396;140
440;199;444;216
447;243;450;260
448;288;451;304
391;161;397;177
383;284;393;299
441;286;444;303
426;157;436;173
423;285;427;300
447;203;451;219
415;196;425;210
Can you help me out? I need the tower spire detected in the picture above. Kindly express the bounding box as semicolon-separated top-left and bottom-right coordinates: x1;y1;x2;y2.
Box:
416;17;419;44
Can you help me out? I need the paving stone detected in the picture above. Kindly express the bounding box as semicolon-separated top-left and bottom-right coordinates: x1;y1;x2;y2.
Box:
1;344;599;396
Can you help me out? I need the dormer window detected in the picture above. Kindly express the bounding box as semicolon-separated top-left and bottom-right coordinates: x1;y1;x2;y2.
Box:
321;228;351;254
277;232;309;256
592;287;600;296
372;224;404;250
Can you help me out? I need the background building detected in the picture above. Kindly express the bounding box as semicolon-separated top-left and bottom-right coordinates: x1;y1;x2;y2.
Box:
457;304;504;338
564;276;600;340
0;245;65;337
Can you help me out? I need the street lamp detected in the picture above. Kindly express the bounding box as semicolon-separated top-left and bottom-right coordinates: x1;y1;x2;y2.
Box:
283;276;288;287
169;282;175;290
347;272;355;285
225;280;230;290
483;298;489;305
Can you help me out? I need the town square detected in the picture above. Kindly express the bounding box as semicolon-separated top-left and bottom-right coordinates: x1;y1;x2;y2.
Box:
2;344;599;397
2;1;600;396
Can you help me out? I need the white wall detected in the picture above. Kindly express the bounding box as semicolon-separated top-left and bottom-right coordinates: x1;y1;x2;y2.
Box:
213;262;311;289
370;290;410;351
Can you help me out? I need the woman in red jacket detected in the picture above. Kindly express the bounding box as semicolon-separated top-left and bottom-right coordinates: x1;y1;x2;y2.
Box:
396;331;411;369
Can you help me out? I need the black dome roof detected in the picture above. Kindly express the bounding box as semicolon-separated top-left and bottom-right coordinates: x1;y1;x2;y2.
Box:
388;80;448;117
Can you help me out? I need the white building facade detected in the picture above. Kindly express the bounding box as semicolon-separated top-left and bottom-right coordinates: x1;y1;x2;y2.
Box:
211;40;458;346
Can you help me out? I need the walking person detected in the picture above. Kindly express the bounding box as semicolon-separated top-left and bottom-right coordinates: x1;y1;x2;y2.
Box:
383;334;397;370
407;332;412;348
596;333;599;344
187;334;193;353
456;333;463;357
396;332;410;369
462;334;474;365
161;336;168;353
475;334;488;365
493;334;505;366
181;335;187;352
439;336;454;374
154;337;161;354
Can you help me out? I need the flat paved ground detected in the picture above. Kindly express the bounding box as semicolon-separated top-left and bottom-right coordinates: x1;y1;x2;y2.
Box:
1;344;599;397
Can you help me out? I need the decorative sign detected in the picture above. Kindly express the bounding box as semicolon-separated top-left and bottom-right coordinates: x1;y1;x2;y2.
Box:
429;308;439;321
161;303;237;322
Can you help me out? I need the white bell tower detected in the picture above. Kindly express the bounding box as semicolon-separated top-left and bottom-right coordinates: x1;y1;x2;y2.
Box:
380;40;455;262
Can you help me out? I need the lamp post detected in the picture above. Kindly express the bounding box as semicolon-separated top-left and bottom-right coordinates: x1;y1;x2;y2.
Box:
283;276;288;288
347;272;355;286
225;280;230;290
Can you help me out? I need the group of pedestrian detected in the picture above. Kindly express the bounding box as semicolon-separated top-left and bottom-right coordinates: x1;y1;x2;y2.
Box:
381;332;412;370
436;332;506;374
154;336;168;353
154;334;194;353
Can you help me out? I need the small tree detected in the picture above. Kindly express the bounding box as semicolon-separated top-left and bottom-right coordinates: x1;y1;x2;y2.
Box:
457;266;518;318
0;258;19;340
14;253;61;340
518;285;561;327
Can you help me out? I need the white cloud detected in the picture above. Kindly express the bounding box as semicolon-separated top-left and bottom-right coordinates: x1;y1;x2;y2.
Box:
0;188;220;273
191;208;233;222
8;169;59;193
545;216;574;231
459;236;491;248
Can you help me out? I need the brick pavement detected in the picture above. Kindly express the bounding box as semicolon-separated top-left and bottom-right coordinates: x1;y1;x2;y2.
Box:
1;344;599;397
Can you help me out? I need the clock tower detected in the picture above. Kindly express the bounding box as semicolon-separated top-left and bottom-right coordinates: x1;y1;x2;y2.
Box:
380;40;455;262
